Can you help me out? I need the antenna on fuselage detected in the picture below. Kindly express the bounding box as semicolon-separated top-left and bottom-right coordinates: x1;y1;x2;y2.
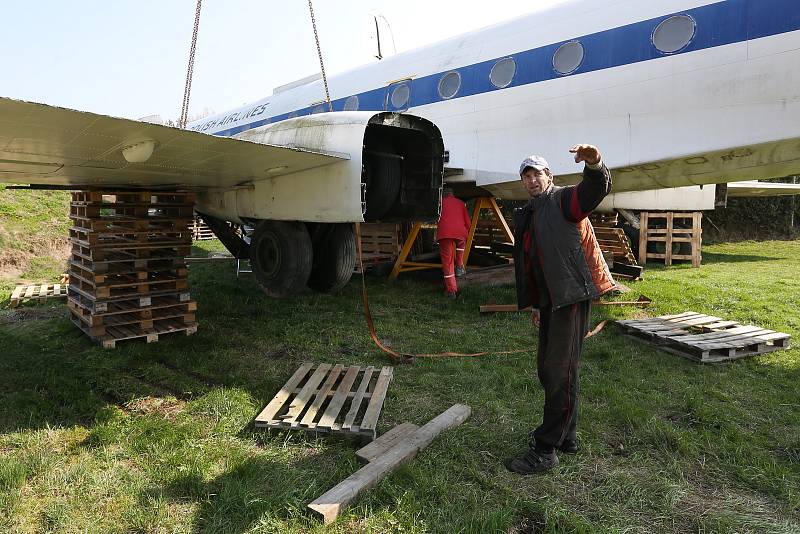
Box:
369;13;397;61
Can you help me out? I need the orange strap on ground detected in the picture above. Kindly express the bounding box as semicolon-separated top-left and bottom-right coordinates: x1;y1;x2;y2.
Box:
354;223;603;364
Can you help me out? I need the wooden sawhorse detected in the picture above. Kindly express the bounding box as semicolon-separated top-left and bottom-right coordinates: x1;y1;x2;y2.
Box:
389;197;514;279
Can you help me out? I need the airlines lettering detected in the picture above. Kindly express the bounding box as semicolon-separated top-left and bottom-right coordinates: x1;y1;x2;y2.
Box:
192;103;268;132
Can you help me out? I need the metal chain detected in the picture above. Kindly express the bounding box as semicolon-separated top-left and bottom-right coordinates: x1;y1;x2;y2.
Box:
307;0;333;111
180;0;203;128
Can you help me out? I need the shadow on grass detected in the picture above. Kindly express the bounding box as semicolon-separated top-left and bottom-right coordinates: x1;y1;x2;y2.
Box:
143;452;331;533
0;309;224;433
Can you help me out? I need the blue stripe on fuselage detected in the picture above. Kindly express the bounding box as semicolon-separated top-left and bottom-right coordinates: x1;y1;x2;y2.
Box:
209;0;798;137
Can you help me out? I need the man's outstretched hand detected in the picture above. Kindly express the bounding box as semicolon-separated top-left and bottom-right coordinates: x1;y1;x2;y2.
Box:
569;144;602;166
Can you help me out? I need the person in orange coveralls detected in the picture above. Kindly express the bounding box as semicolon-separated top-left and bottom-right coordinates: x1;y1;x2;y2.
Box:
437;187;472;297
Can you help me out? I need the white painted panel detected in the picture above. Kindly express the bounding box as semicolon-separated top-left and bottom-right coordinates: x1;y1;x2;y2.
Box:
748;28;800;59
597;185;716;211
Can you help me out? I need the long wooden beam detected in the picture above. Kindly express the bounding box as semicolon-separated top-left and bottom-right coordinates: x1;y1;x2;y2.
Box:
308;404;472;524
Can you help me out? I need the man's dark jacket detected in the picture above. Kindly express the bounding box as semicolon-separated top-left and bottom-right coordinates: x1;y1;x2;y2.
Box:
513;164;615;311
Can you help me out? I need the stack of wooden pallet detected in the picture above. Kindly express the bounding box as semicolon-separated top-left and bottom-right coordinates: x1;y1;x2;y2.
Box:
589;213;638;265
67;191;198;348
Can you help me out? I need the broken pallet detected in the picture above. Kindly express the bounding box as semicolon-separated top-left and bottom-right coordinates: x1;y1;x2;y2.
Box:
617;311;791;363
255;363;393;440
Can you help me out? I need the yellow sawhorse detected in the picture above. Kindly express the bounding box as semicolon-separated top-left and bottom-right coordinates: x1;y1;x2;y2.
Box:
389;197;514;279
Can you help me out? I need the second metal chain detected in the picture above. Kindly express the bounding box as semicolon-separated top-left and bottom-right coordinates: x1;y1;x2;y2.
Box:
180;0;203;128
307;0;333;112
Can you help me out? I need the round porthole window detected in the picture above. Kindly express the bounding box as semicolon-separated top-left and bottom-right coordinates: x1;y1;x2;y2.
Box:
344;95;359;111
438;71;461;99
553;41;584;74
490;57;516;88
653;14;696;54
390;83;411;109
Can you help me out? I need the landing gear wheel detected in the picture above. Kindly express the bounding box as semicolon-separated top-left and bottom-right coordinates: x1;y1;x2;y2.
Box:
308;224;356;293
249;220;312;298
363;152;401;221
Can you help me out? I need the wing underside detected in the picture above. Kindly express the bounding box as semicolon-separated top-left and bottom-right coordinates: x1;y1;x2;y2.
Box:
0;98;346;190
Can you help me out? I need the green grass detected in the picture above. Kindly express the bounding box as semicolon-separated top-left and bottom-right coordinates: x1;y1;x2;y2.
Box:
0;239;798;533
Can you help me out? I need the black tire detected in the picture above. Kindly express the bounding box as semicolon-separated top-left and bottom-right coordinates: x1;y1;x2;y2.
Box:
363;153;401;221
308;224;356;293
650;240;685;256
249;220;312;298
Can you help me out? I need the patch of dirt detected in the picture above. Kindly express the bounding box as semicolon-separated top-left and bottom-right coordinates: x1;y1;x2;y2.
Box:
265;347;290;359
663;410;705;430
508;515;546;534
675;473;797;531
0;233;70;279
0;306;66;324
125;396;187;419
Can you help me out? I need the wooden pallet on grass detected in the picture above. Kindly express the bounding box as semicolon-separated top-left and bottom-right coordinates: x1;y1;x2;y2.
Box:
617;311;791;363
9;283;68;308
70;313;197;349
255;363;393;440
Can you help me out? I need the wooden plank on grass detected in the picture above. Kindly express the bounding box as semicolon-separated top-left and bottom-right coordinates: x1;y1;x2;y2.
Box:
254;362;314;425
342;366;374;430
693;330;789;349
300;364;343;428
479;304;522;314
355;422;419;463
359;366;393;433
308;404;472;525
670;325;764;343
23;285;35;299
10;285;24;307
317;366;361;430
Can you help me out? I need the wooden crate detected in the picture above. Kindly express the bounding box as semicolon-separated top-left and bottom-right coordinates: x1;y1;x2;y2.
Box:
359;223;401;263
638;212;702;267
9;283;68;308
617;311;791;363
255;363;393;440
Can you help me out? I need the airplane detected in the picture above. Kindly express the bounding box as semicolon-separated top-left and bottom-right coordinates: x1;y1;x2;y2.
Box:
1;0;799;297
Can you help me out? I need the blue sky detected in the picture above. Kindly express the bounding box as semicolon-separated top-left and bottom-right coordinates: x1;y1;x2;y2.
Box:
0;1;556;121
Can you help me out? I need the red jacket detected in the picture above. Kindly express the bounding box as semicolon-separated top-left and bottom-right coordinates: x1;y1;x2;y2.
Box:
437;194;471;241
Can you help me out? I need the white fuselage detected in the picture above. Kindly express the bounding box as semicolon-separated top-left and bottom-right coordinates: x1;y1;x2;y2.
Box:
189;0;800;206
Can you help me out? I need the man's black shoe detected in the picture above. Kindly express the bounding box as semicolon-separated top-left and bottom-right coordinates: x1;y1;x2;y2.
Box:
557;440;578;454
505;448;558;475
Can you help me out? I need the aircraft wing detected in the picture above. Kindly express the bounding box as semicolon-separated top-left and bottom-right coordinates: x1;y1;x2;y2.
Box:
0;97;346;189
726;181;800;197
